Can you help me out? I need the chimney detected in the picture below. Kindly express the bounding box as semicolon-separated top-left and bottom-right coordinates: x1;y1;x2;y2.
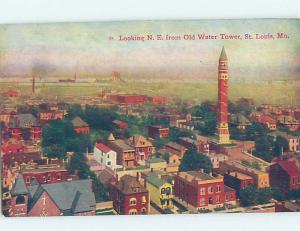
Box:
136;172;140;182
235;172;238;178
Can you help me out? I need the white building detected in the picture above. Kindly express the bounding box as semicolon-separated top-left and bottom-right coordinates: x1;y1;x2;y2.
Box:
94;143;117;170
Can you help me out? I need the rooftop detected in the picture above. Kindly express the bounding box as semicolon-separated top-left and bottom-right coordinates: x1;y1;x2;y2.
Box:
71;116;89;127
95;143;112;153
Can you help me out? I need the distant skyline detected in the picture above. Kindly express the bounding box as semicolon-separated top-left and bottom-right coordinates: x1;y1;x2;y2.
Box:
0;19;299;81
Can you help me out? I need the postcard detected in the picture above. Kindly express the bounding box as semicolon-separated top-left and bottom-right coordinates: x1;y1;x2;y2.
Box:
1;19;300;217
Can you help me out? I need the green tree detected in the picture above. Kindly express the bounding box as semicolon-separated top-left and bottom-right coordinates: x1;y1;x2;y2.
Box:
239;185;258;206
179;145;212;173
274;135;289;156
43;144;67;159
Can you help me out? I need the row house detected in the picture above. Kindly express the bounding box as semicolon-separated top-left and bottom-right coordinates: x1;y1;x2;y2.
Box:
147;125;169;139
21;165;69;186
269;132;300;153
269;160;300;193
9;175;96;217
109;175;149;215
147;96;168;105
7;113;41;141
178;137;206;153
174;171;236;210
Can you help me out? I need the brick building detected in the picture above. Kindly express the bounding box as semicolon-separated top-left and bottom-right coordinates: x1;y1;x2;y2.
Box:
269;160;300;193
174;171;236;210
224;171;254;198
109;175;149;215
127;135;153;165
148;125;169;139
109;94;147;105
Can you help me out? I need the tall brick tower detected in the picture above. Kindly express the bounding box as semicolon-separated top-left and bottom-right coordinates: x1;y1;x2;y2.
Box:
217;46;231;144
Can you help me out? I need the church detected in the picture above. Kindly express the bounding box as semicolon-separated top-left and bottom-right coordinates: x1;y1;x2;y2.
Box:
9;174;96;217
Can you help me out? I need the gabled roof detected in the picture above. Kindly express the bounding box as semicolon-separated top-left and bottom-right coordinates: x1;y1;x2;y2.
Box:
107;133;115;141
11;174;29;196
27;179;96;213
128;135;152;148
114;175;148;194
71;116;88;127
8;113;38;128
276;161;300;176
95;143;112;153
146;174;166;188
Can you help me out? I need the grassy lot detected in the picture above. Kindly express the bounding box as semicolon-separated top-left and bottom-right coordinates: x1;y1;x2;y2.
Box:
0;81;298;105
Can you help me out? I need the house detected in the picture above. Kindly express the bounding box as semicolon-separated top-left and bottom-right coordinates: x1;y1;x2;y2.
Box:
71;116;89;134
112;120;128;129
218;160;270;188
21;165;69;186
107;137;136;167
250;113;276;131
38;110;64;121
9;175;96;217
165;142;187;158
148;125;169;139
205;153;228;169
224;171;254;198
127;135;153;165
94;142;117;170
8;113;41;140
146;158;167;172
174;171;236;210
229;114;251;130
145;174;173;209
177;121;195;131
109;175;149;215
1;139;42;167
269;160;300;193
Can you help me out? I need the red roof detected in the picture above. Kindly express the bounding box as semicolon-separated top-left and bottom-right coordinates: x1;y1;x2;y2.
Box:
277;161;300;176
95;143;112;153
259;115;276;124
1;141;25;154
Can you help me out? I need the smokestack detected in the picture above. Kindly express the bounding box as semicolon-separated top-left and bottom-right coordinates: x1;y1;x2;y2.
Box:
32;75;35;94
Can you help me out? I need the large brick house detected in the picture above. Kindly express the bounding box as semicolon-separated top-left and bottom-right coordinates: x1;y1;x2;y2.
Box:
174;171;236;210
224;171;254;198
9;175;96;217
269;160;300;193
148;125;169;139
7;113;41;141
109;175;149;215
127;135;153;165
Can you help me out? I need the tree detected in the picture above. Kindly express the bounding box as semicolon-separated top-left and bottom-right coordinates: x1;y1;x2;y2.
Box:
43;144;67;159
274;135;289;156
239;185;258;207
179;145;212;173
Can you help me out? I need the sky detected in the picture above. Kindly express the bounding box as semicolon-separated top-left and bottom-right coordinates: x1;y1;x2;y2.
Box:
0;19;299;81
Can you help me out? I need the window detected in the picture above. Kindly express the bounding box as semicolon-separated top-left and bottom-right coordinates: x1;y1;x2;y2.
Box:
129;209;137;215
129;198;137;205
216;196;220;203
216;185;221;193
208;197;213;205
199;198;206;206
225;194;229;201
166;187;171;195
141;207;147;214
57;174;61;180
107;161;111;166
16;195;25;205
47;175;51;181
200;187;206;195
142;196;147;203
161;188;166;194
26;176;30;184
208;186;213;194
107;154;110;158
